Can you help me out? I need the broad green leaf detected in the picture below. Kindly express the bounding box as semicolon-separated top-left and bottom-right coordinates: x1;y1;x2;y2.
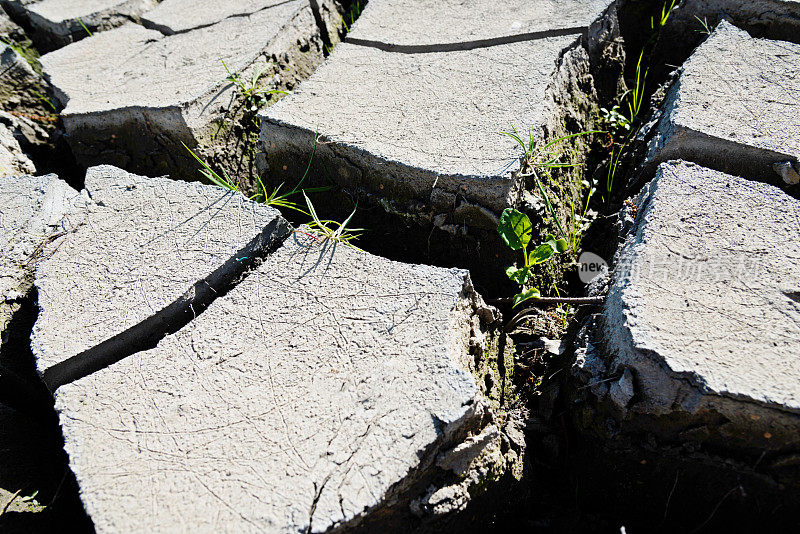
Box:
506;266;531;285
513;287;541;308
529;243;555;265
497;208;532;251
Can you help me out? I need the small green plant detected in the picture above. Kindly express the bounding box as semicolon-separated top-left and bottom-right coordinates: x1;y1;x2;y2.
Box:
183;140;328;212
552;284;571;328
626;50;648;126
695;15;714;35
652;0;678;30
599;104;631;137
605;53;649;197
184;137;361;249
221;58;287;111
184;142;239;191
501;125;536;159
506;128;602;251
303;192;363;249
604;0;677;200
497;208;568;308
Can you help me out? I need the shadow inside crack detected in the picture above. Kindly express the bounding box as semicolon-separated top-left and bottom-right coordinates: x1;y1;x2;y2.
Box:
0;403;94;534
0;290;93;533
0;289;52;415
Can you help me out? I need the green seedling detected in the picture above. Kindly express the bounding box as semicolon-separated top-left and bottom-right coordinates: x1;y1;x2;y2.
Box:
553;284;571;328
221;58;287;110
627;50;648;126
303;192;363;249
183;135;357;249
184;139;328;213
498;208;568;308
695;15;714;35
605;51;647;196
605;0;677;200
507;128;602;250
501;125;536;159
600;104;631;138
249;132;330;211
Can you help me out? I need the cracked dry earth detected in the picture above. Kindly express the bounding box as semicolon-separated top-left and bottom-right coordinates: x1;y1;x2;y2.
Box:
2;0;800;533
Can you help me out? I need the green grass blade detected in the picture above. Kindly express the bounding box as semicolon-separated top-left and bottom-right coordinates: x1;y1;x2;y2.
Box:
183;142;237;191
540;130;604;153
77;19;93;36
533;171;567;239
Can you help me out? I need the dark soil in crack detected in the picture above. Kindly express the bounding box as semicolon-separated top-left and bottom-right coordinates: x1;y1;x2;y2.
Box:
0;291;92;533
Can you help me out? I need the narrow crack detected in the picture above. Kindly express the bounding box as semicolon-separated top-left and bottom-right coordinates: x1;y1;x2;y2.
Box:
306;473;333;534
142;0;299;36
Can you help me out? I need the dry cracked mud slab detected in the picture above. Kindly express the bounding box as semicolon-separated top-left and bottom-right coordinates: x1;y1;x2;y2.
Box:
259;0;614;228
53;231;498;533
643;21;800;187
32;165;290;389
581;160;800;451
0;173;76;345
39;0;338;179
16;0;159;49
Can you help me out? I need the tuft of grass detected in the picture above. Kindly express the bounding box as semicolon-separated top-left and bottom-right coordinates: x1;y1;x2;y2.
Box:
221;58;288;111
652;0;678;30
184;142;239;191
340;0;363;34
501;125;536;160
328;0;365;54
249;132;330;210
303;192;363;249
508;128;603;251
695;15;714;36
603;0;678;200
184;136;362;249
